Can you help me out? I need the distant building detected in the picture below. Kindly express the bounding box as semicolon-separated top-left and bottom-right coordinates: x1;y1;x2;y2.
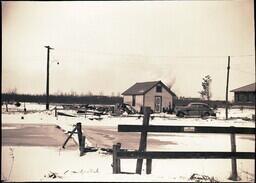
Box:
230;83;255;104
122;81;176;113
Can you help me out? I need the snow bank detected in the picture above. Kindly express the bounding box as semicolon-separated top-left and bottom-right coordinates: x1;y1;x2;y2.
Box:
216;107;255;120
2;146;254;182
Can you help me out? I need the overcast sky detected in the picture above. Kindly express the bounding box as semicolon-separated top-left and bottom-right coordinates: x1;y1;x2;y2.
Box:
2;1;255;100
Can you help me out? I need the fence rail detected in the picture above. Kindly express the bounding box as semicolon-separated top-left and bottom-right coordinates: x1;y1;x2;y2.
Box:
117;151;255;159
118;125;255;134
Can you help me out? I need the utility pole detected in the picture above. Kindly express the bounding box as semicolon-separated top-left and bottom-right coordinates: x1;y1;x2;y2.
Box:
225;56;230;120
45;46;54;110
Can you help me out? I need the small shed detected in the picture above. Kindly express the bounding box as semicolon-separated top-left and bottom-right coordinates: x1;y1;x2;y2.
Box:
230;83;255;104
122;81;176;113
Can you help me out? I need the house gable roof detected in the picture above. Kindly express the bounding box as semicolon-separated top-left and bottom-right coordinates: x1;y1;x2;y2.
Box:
230;83;256;92
122;80;176;96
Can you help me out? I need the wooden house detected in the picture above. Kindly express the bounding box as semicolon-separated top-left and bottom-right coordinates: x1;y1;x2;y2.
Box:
122;81;176;113
230;83;255;105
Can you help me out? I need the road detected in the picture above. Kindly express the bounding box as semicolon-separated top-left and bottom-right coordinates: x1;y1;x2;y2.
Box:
2;123;77;149
2;123;176;150
83;126;177;150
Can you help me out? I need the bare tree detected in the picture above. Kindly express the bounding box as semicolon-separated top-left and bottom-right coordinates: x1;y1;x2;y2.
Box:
116;92;121;97
8;88;17;94
199;75;212;101
87;91;93;96
70;90;77;96
99;91;104;96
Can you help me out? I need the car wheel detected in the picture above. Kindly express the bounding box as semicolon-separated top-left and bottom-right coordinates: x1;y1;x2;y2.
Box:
177;112;185;118
203;112;210;117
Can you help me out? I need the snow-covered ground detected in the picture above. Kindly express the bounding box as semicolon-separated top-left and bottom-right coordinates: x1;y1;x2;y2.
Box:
1;103;255;182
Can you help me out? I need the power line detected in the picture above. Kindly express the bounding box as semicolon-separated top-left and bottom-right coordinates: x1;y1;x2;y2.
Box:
231;68;255;75
83;51;255;59
230;54;255;57
63;49;255;59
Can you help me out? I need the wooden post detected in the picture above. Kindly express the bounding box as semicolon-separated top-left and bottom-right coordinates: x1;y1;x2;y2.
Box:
113;143;121;174
229;128;240;181
146;159;152;174
225;56;230;120
76;123;82;144
136;107;151;174
55;107;57;117
5;102;8;112
80;136;85;156
62;125;77;149
76;122;84;156
117;143;121;173
113;144;118;174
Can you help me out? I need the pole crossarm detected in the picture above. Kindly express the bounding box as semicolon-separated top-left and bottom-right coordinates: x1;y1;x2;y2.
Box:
44;45;54;50
118;125;255;134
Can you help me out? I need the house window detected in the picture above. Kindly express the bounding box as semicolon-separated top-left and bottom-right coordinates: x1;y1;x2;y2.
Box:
248;93;255;103
156;84;162;93
132;95;136;106
238;93;248;102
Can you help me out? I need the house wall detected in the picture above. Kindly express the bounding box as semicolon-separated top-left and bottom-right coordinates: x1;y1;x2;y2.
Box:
235;92;255;104
123;95;132;105
123;95;144;112
135;95;144;112
144;86;173;112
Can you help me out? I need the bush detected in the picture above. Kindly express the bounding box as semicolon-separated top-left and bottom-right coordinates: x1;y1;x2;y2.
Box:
15;102;21;107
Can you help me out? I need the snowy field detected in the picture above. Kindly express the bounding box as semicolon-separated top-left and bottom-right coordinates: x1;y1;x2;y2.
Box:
1;103;255;182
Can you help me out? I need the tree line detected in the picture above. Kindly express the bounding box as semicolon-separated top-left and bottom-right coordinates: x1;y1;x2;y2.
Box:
1;93;123;105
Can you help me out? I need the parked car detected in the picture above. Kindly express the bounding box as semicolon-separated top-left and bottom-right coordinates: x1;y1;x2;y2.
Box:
175;102;216;118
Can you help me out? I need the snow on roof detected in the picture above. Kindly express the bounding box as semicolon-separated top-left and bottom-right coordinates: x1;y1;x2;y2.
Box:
230;83;256;92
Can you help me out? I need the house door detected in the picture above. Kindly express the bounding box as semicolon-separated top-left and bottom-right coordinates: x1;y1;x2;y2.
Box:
155;96;162;113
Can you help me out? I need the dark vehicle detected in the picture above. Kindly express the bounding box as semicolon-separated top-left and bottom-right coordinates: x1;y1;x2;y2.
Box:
175;102;216;118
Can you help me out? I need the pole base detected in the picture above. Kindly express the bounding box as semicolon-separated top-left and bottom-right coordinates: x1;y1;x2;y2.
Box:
228;174;241;181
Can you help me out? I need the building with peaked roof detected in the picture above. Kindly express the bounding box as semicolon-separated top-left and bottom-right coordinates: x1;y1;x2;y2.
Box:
230;83;255;104
122;81;176;113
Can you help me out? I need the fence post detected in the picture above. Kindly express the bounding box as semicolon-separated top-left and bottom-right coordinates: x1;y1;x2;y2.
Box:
76;122;85;156
113;143;121;174
136;107;151;174
146;159;152;174
117;143;121;173
229;128;240;181
55;107;58;118
5;102;8;112
81;135;85;153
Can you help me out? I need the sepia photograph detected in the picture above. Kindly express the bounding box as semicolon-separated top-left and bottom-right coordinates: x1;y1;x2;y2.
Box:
1;0;255;182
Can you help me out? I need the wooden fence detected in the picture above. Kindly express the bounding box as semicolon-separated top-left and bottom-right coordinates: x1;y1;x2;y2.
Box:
112;107;255;181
